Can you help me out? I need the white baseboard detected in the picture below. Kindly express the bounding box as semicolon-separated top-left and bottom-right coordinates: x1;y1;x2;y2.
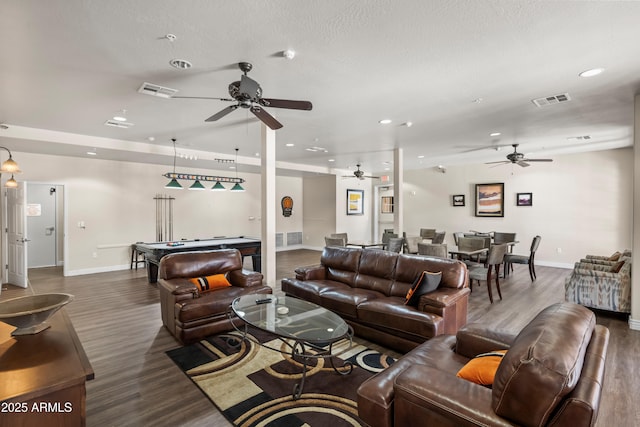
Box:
536;260;573;269
629;317;640;331
65;264;130;277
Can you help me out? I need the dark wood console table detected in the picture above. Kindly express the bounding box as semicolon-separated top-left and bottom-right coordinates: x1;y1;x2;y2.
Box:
0;309;94;427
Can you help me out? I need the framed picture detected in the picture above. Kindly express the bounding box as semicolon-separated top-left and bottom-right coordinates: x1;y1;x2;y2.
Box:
475;183;504;217
452;194;465;207
517;192;533;206
381;196;394;213
347;189;364;215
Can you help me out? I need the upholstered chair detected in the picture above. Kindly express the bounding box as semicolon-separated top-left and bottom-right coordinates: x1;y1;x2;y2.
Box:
381;231;398;249
386;237;404;253
453;232;465;246
417;243;448;258
565;256;631;313
431;231;446;244
402;233;422;254
419;228;436;240
504;235;541;281
457;237;489;265
468;243;508;303
325;236;346;247
330;233;348;246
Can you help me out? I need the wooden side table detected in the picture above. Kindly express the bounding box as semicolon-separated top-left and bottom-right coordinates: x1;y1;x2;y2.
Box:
0;309;94;427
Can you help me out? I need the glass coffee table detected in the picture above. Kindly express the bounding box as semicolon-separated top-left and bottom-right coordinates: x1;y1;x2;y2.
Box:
228;294;354;399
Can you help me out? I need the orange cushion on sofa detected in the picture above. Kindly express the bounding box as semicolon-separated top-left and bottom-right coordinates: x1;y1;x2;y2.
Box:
188;274;231;293
456;350;507;386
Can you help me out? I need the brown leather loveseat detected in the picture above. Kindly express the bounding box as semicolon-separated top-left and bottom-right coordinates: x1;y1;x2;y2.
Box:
357;302;610;427
281;246;469;352
158;249;271;344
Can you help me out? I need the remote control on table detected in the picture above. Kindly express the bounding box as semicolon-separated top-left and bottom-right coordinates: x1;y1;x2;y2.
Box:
255;298;272;305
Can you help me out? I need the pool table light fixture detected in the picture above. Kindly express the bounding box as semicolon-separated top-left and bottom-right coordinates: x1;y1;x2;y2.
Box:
189;180;206;190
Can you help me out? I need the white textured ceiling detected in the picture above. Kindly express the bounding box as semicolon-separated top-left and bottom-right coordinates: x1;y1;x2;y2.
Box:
1;0;639;176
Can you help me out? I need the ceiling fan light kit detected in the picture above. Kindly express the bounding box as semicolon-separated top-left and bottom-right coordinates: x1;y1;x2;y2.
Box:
343;164;380;180
485;144;553;168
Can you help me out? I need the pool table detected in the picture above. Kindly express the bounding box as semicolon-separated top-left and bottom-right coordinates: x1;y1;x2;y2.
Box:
135;237;261;283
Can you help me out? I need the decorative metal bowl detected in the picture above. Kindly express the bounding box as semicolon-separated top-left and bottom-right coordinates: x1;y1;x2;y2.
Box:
0;293;74;336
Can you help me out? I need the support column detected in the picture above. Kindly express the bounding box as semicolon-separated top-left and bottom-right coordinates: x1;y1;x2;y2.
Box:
261;124;277;288
631;94;640;330
393;148;403;237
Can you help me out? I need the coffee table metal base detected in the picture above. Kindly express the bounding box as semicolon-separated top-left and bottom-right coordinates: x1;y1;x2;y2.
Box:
227;306;354;400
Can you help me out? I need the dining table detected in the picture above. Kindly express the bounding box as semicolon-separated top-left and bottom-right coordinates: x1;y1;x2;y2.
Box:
448;247;489;261
347;240;385;249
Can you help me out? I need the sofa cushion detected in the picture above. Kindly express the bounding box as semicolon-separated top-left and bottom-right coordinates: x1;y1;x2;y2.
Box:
405;271;442;306
177;286;254;323
354;249;397;294
492;303;595;427
357;297;442;339
321;246;362;287
188;274;231;292
456;350;507;386
318;286;384;319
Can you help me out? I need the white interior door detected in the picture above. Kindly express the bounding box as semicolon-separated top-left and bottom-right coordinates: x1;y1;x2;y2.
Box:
27;184;57;268
7;182;28;287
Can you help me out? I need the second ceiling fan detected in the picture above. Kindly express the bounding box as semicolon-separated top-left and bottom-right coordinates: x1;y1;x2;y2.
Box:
485;144;553;167
343;164;380;180
173;62;312;130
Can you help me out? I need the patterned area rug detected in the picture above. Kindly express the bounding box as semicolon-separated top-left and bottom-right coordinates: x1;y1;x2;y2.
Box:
167;330;395;427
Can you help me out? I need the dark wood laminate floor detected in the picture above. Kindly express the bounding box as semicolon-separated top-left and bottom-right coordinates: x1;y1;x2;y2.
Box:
1;249;637;426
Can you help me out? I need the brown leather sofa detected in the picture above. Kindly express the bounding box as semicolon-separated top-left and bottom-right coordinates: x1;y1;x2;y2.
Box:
158;249;271;344
281;246;469;353
357;302;610;427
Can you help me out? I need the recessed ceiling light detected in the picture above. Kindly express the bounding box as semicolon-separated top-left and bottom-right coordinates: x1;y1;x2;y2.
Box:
113;110;127;122
286;143;295;147
283;49;296;60
404;121;413;127
490;132;501;137
417;155;425;159
169;59;193;70
87;151;97;156
148;136;155;142
379;119;392;125
328;159;335;162
579;68;604;77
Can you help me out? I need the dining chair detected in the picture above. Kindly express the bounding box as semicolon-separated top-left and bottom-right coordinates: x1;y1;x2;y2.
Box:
468;243;508;303
453;232;465;246
432;231;446;244
381;231;398;249
324;236;346;247
386;237;404;253
330;233;348;246
417;243;448;258
419;228;436;240
504;235;541;281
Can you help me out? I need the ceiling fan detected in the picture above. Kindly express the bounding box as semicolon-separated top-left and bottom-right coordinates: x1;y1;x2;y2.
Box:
173;62;312;130
343;164;380;180
485;144;553;168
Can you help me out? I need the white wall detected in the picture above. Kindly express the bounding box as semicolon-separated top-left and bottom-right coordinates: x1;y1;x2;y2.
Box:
3;152;303;276
302;175;336;248
401;148;633;267
336;176;374;242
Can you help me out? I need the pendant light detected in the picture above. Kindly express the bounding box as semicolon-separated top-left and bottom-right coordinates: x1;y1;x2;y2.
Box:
165;139;183;189
0;146;22;188
189;180;206;190
230;148;245;192
5;175;17;188
211;181;226;191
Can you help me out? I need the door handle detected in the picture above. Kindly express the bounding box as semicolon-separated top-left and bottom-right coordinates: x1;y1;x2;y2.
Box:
20;238;31;243
45;226;55;236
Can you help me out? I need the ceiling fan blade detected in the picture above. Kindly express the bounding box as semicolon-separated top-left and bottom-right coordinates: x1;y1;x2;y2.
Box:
517;161;531;167
239;75;260;99
172;96;235;102
259;98;313;110
205;105;238;122
523;158;553;162
250;105;283;130
485;160;510;165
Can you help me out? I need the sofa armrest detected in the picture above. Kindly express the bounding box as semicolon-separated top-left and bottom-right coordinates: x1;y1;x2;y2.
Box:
419;287;469;311
394;366;513;427
158;278;198;302
454;324;516;359
227;269;264;287
573;268;621;279
294;264;326;280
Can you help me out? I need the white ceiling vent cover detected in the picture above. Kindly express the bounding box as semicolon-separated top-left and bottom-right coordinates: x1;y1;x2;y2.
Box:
531;93;572;108
138;82;178;98
104;120;134;129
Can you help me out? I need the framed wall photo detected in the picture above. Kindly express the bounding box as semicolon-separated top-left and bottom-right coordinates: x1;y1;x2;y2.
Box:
475;183;504;217
517;192;533;206
381;196;394;213
452;194;465;207
347;189;364;215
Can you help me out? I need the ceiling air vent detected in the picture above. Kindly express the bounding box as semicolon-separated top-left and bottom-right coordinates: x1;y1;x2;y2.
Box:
531;93;572;108
567;135;592;141
137;82;178;98
104;120;134;129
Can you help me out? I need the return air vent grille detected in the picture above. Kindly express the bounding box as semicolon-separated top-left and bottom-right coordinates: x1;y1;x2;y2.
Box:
138;82;178;98
104;120;134;129
287;232;303;246
276;233;284;247
531;93;571;108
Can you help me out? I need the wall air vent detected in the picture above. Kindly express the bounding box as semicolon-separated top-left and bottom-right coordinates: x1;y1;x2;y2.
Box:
567;135;592;141
531;93;572;108
137;82;178;98
104;120;134;129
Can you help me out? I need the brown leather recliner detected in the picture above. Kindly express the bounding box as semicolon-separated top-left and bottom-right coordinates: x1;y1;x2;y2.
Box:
158;249;271;344
357;302;609;427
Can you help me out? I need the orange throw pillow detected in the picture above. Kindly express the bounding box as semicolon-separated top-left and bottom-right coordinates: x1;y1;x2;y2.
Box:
456;350;507;386
188;274;231;293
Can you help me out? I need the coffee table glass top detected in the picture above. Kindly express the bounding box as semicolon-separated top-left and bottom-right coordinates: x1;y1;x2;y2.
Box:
231;294;349;343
